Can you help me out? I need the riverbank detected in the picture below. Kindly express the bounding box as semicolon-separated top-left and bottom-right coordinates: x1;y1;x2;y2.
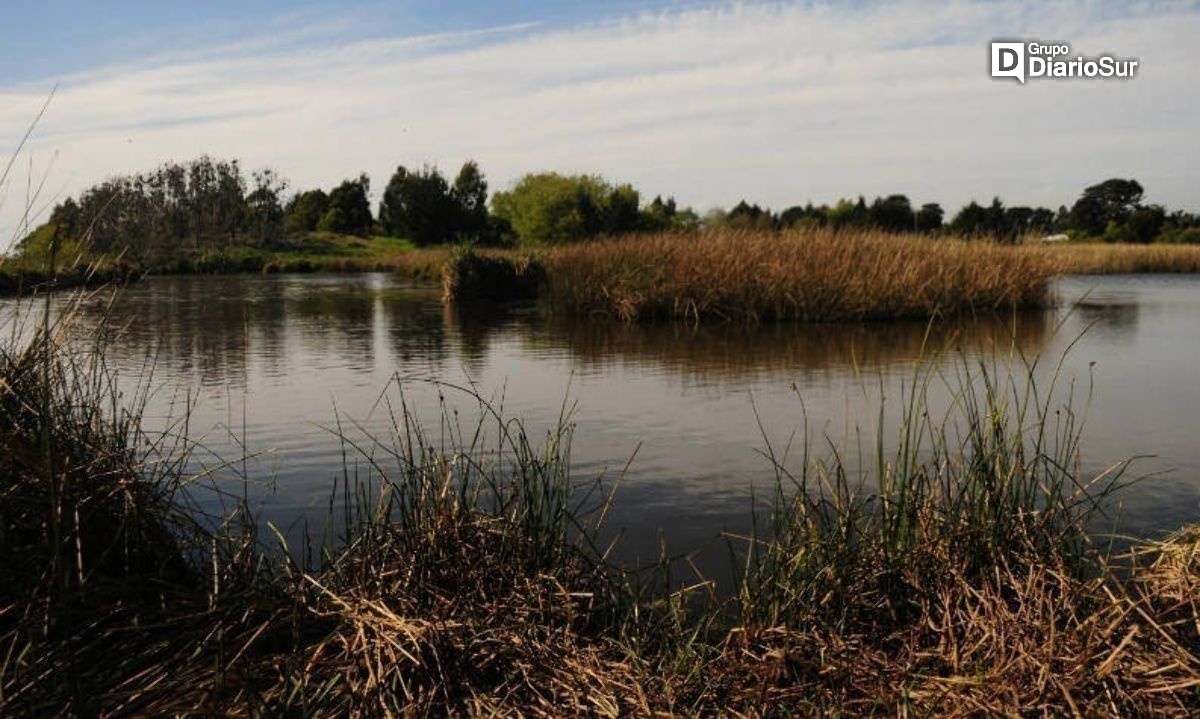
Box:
3;301;1199;716
143;232;452;279
8;230;1200;313
1043;241;1200;273
1;231;451;296
0;261;140;297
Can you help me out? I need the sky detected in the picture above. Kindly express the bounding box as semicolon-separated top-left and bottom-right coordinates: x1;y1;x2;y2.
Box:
2;0;1198;246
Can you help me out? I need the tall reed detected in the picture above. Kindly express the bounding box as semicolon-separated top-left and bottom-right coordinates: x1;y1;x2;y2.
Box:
542;228;1055;322
1041;241;1200;274
734;335;1122;625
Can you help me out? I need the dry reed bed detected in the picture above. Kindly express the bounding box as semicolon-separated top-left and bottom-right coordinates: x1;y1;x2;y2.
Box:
1041;242;1200;274
695;541;1200;716
541;229;1055;322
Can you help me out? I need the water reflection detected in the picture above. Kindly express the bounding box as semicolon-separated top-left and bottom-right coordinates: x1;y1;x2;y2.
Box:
64;276;454;387
1072;298;1140;336
517;311;1051;383
384;293;449;369
288;283;379;372
62;276;1053;392
3;273;1198;567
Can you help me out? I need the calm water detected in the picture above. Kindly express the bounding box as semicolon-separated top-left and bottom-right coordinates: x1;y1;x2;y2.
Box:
5;273;1199;575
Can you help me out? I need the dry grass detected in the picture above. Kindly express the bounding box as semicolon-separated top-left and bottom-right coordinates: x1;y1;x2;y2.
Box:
1040;242;1200;274
702;541;1200;716
540;229;1055;322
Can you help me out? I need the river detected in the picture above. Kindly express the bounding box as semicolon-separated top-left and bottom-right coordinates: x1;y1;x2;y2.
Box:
5;273;1197;578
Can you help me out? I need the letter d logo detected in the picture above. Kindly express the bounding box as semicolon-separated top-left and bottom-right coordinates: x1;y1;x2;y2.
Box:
990;41;1025;83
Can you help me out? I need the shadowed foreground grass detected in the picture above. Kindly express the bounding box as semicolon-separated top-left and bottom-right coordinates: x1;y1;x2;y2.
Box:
3;293;1200;716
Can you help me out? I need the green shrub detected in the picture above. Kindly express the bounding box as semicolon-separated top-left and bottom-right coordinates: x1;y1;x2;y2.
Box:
1161;227;1200;244
491;172;640;245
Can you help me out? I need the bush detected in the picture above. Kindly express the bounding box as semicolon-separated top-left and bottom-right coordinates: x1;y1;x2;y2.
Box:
491;172;640;245
441;246;545;303
1161;227;1200;244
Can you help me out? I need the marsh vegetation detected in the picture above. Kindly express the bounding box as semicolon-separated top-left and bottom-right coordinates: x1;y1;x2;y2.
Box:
3;286;1200;716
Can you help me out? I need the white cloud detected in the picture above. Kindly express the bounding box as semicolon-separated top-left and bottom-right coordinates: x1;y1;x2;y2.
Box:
2;0;1198;246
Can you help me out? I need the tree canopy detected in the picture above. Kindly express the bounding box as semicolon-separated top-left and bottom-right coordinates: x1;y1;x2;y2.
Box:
24;156;272;262
491;173;643;245
378;161;495;246
318;175;373;236
1070;179;1144;235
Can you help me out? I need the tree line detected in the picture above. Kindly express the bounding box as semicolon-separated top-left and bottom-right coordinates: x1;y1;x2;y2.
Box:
24;157;1200;263
44;157;289;260
720;178;1199;244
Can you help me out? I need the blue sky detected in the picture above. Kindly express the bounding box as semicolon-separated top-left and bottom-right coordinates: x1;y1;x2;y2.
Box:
2;1;689;82
2;1;1199;245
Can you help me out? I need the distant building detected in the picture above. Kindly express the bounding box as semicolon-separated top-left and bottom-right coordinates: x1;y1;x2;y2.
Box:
1041;233;1070;243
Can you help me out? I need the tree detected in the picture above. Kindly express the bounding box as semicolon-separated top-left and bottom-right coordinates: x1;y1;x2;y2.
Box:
642;195;677;231
245;169;287;245
378;165;458;246
778;203;829;230
1003;206;1034;242
1030;207;1056;233
1070;178;1144;235
827;197;870;230
983;198;1007;239
951;201;989;237
48;198;80;236
284;189;329;234
915;203;943;233
641;195;701;233
725;200;774;231
994;206;1052;243
215;158;247;244
1167;210;1200;230
491;172;636;245
869;194;914;232
49;156;265;260
1119;205;1166;243
603;184;641;235
778;205;807;228
452;161;490;241
319;175;373;236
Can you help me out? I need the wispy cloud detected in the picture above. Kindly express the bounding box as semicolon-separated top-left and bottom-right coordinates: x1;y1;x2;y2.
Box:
2;0;1198;244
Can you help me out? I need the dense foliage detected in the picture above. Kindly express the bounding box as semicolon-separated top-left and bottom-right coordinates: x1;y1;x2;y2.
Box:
378;162;499;246
717;178;1197;245
34;156;280;262
14;155;1200;273
319;175;374;236
492;172;640;245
